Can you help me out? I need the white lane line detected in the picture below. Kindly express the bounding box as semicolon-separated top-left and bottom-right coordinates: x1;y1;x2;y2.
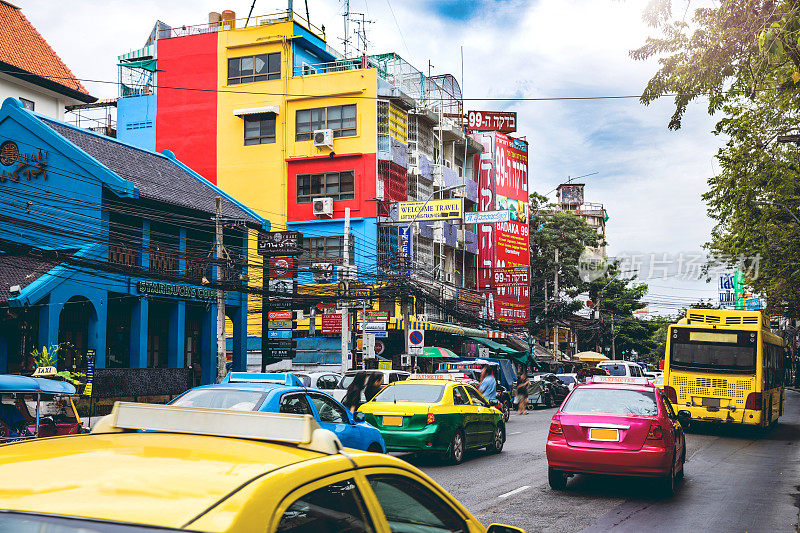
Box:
508;431;522;435
498;485;531;499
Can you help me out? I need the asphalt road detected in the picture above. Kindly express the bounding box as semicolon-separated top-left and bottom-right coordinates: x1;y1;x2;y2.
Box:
401;390;800;532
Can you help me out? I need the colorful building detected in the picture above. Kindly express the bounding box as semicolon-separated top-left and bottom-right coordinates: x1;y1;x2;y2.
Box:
0;97;267;385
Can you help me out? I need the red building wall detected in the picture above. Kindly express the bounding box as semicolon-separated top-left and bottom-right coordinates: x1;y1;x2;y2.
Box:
155;33;218;183
286;153;377;222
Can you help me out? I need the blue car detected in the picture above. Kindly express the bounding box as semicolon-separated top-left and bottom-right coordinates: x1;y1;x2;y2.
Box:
169;372;386;453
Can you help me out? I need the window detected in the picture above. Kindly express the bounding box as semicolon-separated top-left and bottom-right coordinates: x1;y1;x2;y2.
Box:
171;389;264;411
388;373;407;383
465;386;489;407
372;384;446;404
630;365;641;377
561;388;658;416
317;375;340;390
309;393;348;423
301;236;353;262
19;98;34;111
244;114;276;145
228;52;280;84
367;475;467;533
660;392;676;419
280;393;313;415
296;104;357;140
452;386;469;406
277;479;373;533
297;171;355;203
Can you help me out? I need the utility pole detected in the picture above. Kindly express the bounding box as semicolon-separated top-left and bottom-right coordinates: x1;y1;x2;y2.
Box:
553;247;559;357
215;196;226;383
340;208;351;374
611;314;617;360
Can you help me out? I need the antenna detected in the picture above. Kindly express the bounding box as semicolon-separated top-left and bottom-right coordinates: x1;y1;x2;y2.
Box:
341;0;351;59
349;12;374;56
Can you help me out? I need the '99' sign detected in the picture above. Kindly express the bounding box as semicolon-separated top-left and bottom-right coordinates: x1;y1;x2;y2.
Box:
467;111;517;133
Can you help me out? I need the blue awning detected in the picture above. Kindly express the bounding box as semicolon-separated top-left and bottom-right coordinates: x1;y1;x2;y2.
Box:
0;375;76;394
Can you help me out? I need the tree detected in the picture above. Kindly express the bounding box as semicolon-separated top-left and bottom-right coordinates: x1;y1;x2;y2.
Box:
633;0;800;317
587;262;653;359
528;192;603;338
646;300;717;363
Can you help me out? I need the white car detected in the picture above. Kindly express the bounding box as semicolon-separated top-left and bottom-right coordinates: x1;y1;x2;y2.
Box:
291;371;341;390
596;360;646;378
555;373;578;390
331;369;410;402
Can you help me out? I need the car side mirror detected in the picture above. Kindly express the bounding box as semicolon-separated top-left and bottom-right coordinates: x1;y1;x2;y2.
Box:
487;524;526;533
353;411;366;423
677;410;691;422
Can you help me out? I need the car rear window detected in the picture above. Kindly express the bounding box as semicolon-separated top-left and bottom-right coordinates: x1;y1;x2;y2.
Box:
558;375;575;384
561;388;658;416
171;389;264;411
372;384;445;403
598;364;627;376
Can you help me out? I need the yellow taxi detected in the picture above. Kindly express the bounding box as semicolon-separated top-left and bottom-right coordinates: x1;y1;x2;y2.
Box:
0;402;524;533
358;374;506;464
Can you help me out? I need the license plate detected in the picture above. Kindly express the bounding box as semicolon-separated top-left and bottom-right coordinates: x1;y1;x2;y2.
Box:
702;397;721;407
383;416;403;426
589;428;619;441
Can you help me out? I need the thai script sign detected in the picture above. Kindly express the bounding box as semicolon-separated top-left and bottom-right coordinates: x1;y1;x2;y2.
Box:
258;231;303;255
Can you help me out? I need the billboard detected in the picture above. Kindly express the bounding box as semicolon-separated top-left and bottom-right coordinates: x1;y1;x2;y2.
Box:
474;131;530;324
397;198;463;222
467;110;517;133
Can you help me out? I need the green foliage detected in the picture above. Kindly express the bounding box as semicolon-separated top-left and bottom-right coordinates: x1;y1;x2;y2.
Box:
30;345;58;368
635;0;800;317
528;192;603;336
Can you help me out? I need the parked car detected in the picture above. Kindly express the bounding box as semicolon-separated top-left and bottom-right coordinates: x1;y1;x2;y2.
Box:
528;373;571;408
170;372;385;452
292;371;341;390
556;373;579;390
596;360;647;378
332;369;410;402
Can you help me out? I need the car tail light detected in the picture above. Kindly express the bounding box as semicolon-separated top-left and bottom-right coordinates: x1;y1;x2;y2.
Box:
426;413;436;425
646;424;663;440
745;392;762;410
549;420;563;435
664;385;677;403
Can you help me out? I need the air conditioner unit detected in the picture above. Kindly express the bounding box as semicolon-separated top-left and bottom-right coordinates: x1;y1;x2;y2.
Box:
313;129;334;149
313;197;333;216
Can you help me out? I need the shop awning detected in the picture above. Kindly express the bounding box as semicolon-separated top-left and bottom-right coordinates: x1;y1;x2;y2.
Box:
116;58;158;72
467;337;528;362
408;320;465;335
419;347;459;358
233;105;280;117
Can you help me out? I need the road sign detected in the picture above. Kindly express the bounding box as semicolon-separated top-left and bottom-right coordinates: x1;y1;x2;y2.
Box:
409;346;423;356
268;319;293;329
374;339;386;355
258;231;303;255
408;329;424;348
360;322;387;332
268;310;292;320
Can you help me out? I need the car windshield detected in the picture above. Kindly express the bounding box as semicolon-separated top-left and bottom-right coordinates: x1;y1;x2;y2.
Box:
598;364;627;376
372;384;445;403
561;388;658;416
0;511;183;532
170;389;264;411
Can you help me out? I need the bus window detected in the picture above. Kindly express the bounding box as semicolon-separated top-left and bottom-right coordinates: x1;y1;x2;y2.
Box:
670;329;757;372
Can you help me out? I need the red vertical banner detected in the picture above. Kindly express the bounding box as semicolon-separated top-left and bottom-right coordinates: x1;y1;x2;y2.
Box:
473;131;530;325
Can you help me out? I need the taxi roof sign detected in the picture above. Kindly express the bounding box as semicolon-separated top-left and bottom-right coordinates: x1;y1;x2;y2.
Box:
409;373;454;380
91;402;343;454
224;372;304;387
590;376;651;386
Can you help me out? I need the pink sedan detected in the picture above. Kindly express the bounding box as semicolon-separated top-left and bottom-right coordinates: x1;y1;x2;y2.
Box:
546;376;687;496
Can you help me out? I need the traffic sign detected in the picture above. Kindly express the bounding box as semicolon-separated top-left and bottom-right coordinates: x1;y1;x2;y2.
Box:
409;345;423;356
408;329;424;348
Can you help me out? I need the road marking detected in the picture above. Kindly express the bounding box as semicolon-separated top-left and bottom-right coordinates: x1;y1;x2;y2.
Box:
508;431;522;435
498;485;530;499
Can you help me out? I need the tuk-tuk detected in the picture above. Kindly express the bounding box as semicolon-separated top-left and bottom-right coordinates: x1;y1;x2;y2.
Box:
0;374;82;442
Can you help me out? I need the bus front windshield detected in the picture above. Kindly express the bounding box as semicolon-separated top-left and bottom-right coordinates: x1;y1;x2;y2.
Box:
670;329;756;372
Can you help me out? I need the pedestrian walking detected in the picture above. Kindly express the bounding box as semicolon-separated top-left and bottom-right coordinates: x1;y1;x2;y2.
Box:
479;366;497;401
516;372;530;415
364;373;384;402
342;371;367;413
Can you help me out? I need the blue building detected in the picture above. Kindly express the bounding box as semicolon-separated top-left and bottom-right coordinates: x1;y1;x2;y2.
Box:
0;97;268;385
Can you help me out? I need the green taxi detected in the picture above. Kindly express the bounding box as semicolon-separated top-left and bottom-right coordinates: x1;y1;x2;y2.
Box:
358;374;506;464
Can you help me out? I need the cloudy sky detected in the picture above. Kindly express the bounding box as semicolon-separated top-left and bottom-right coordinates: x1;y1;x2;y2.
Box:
17;0;724;313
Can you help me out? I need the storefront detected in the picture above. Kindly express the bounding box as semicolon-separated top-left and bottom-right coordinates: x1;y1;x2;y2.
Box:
0;97;269;386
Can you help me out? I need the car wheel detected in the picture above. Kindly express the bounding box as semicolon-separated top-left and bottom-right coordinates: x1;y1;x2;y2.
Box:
447;430;465;465
367;443;383;453
659;457;676;497
548;467;568;490
503;403;511;422
487;425;504;453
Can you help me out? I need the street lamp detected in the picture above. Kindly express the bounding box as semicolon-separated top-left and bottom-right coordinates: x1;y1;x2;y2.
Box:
752;199;800;225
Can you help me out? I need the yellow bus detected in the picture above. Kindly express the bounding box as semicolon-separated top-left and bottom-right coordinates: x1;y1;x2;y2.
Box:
664;309;784;428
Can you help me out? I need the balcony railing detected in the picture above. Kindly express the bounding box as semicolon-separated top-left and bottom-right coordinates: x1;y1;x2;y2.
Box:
292;57;387;78
109;244;139;268
157;10;324;41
